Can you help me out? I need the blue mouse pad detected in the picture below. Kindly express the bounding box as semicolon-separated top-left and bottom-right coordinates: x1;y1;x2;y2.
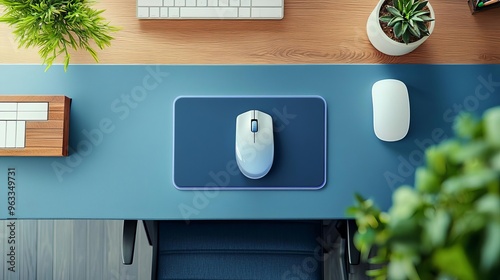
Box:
173;96;327;190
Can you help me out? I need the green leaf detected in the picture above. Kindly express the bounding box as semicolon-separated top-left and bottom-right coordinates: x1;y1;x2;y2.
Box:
408;23;421;38
425;146;447;176
354;227;382;260
414;1;429;11
387;6;403;17
484;107;500;148
413;10;430;17
443;169;497;193
402;32;410;44
424;209;450;247
481;222;500;271
433;245;477;280
449;140;489;164
476;194;500;215
491;152;500;171
415;167;440;193
411;15;424;22
416;21;430;34
403;0;414;15
420;15;434;21
393;21;403;38
453;112;482;139
380;15;394;23
388;16;404;27
396;0;404;11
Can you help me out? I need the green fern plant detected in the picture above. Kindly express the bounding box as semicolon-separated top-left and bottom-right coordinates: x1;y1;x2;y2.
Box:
379;0;434;44
0;0;119;71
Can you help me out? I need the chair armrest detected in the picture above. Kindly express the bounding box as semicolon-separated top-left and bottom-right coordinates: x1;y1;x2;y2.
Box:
122;220;138;265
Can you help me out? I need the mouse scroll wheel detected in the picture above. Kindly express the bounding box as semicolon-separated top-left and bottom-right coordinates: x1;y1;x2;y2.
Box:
251;119;258;133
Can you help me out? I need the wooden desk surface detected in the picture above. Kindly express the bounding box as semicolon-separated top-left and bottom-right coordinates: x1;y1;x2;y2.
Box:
1;0;499;65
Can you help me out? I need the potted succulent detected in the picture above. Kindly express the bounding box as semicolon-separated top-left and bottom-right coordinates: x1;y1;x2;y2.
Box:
367;0;435;56
0;0;119;71
348;106;500;280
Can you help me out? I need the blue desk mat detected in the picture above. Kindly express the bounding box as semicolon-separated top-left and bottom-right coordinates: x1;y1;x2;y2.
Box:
173;96;327;190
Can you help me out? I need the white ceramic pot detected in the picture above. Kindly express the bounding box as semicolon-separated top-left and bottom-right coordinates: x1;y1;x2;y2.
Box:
366;0;435;56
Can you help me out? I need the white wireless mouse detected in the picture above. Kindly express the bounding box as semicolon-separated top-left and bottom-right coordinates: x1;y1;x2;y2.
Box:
235;110;274;179
372;79;410;142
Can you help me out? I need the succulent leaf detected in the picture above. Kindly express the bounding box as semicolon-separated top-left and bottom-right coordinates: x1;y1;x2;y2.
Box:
409;24;421;38
420;15;434;21
386;6;403;17
388;16;404;26
393;21;403;38
379;15;393;23
402;32;410;44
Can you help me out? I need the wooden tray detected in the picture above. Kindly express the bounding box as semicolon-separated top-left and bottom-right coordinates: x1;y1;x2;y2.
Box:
0;96;71;156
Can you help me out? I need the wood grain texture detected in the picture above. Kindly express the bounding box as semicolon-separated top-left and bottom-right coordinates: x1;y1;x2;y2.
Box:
54;221;72;280
0;220;155;280
0;0;499;65
36;220;54;280
19;220;38;280
0;96;71;157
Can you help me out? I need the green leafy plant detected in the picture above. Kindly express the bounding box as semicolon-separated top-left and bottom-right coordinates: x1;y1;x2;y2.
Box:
380;0;434;44
0;0;119;71
348;106;500;280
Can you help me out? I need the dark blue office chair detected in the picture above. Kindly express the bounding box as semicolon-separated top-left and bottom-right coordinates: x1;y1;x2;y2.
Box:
123;220;328;280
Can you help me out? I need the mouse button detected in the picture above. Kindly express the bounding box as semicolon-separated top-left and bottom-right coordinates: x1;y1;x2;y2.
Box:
251;119;258;132
236;112;251;138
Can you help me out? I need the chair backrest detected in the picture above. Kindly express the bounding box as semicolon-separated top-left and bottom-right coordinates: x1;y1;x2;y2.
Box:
155;220;324;280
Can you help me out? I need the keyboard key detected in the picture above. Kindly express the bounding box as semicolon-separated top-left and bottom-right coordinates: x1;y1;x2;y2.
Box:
17;111;48;121
197;0;207;6
230;0;239;6
5;121;16;148
138;7;150;17
181;7;238;18
164;0;174;6
15;121;25;148
251;7;282;18
0;121;6;147
219;0;229;6
252;0;282;6
138;0;162;6
207;0;217;6
240;0;250;6
160;7;169;17
175;0;185;6
186;0;196;6
0;103;17;111
169;7;180;16
18;102;48;112
150;7;160;17
0;112;16;120
239;7;250;17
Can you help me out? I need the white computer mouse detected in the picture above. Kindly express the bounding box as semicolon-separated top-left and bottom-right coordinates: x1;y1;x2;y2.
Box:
235;110;274;179
372;79;410;142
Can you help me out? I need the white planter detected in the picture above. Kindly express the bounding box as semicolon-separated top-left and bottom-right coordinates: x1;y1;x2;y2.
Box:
366;0;435;56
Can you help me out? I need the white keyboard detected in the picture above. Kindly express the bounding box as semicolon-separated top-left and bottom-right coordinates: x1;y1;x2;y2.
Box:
137;0;284;20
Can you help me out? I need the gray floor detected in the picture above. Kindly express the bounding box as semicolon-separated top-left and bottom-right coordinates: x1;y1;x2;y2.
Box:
0;220;371;280
0;220;152;280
